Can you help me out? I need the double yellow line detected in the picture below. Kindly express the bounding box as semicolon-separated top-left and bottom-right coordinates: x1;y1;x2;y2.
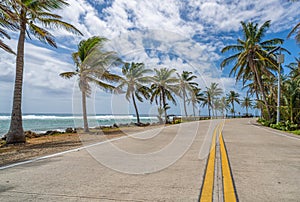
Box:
199;121;237;202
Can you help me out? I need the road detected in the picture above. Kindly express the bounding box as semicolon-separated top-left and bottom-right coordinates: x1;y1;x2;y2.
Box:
0;118;299;201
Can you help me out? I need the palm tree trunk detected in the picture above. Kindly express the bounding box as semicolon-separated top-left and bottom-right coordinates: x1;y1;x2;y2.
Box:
290;104;294;123
246;106;249;115
6;15;26;144
232;102;235;118
254;91;262;118
162;88;168;124
132;93;140;124
208;105;211;118
82;90;89;132
192;104;196;117
183;90;188;117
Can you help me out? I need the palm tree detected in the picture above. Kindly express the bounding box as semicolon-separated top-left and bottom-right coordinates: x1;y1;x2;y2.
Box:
5;0;82;144
213;98;222;118
60;37;121;132
202;82;223;118
282;79;300;123
0;1;17;54
177;71;198;117
117;62;152;124
221;20;283;120
219;96;230;118
150;68;178;123
241;96;253;116
226;91;240;118
188;87;205;117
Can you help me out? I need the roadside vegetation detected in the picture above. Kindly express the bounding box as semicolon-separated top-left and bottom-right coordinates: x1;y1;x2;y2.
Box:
222;20;300;133
1;1;299;144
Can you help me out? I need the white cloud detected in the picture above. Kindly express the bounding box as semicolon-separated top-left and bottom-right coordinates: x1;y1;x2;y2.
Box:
1;0;299;113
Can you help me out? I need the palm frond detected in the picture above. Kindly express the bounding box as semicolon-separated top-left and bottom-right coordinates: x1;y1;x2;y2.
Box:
59;71;77;79
28;23;57;47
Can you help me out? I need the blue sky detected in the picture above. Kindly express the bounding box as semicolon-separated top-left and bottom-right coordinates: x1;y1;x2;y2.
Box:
0;0;299;116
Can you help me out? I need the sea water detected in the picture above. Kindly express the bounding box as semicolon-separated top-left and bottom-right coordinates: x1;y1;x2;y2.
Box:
0;113;158;137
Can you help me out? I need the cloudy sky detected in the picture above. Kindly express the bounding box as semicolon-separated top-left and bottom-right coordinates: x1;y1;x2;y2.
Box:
0;0;299;116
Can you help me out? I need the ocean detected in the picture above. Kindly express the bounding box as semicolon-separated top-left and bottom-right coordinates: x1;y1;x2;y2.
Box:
0;113;158;137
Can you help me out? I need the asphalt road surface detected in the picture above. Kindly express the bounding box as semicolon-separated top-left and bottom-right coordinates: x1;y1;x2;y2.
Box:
0;118;299;201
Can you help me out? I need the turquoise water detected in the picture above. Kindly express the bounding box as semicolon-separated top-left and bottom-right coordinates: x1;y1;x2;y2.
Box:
0;113;158;137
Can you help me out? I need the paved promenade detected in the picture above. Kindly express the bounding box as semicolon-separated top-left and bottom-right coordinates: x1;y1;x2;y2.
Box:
0;118;299;201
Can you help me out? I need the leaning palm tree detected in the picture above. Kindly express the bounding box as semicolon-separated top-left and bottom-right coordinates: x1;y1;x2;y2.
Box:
188;87;205;117
117;62;152;124
221;20;283;120
150;68;179;123
177;71;198;117
5;0;82;144
241;96;253;116
226;91;240;118
60;37;121;132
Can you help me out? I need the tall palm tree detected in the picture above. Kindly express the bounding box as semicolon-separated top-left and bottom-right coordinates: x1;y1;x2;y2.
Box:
202;82;223;118
117;62;152;124
150;68;178;123
187;87;205;117
221;20;283;120
226;91;240;118
177;71;198;117
60;37;121;132
5;0;82;144
241;96;253;116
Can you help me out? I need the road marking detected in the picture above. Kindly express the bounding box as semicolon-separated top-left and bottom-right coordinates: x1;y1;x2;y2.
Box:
199;122;220;202
220;133;237;202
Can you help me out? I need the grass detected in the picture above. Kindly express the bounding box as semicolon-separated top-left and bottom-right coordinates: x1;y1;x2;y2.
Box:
290;130;300;135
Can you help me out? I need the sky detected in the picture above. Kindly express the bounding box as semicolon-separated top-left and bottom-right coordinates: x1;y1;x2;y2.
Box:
0;0;299;116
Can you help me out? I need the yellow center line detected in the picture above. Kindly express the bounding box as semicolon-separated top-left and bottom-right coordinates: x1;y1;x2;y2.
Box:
220;133;237;202
199;122;220;202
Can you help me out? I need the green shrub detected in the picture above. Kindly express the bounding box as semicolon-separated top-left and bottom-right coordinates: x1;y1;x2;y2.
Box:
269;121;298;131
291;130;300;135
261;120;273;127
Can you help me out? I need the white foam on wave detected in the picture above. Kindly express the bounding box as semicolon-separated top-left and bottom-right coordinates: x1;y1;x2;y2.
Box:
0;115;158;121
